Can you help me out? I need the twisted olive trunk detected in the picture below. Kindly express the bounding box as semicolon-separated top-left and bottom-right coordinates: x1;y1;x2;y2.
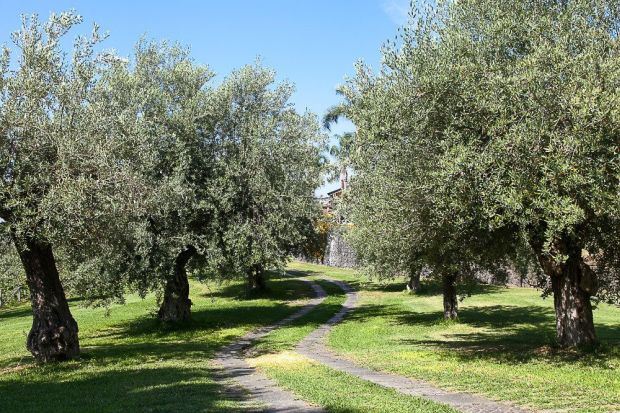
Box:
406;270;421;293
12;234;79;362
158;245;196;323
533;237;597;347
247;263;267;292
442;272;458;320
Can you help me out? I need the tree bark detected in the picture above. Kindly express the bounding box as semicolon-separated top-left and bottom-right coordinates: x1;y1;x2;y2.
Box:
532;237;597;347
12;234;80;362
158;245;196;323
247;263;267;292
406;270;421;293
442;272;458;320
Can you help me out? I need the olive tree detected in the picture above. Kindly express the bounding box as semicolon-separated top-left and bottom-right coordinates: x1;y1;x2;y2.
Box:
417;0;620;346
84;39;219;323
341;135;513;319
207;64;325;292
455;0;620;346
0;13;96;361
0;12;152;361
336;51;515;319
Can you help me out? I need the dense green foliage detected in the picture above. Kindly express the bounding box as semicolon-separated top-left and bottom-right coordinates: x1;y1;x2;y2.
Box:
206;64;325;289
56;39;217;307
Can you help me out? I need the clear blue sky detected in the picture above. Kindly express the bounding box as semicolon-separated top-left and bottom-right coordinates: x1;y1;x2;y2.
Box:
0;0;409;195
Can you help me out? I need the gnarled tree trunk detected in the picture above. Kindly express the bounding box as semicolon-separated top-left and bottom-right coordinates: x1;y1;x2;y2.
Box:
406;270;421;293
442;272;458;320
158;245;196;323
12;234;79;362
533;237;597;347
247;263;267;292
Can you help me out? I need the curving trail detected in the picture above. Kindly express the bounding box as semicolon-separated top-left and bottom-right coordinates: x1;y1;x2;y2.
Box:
296;278;531;413
211;278;327;412
212;275;532;413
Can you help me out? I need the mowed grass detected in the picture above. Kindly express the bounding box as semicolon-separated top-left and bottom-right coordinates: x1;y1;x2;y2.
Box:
248;278;456;413
250;279;346;356
1;271;455;413
286;262;620;413
3;261;618;413
0;274;316;413
250;352;456;413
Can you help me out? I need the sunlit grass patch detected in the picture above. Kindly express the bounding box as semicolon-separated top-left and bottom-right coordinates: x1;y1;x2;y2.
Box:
252;351;456;413
290;260;620;413
0;276;313;412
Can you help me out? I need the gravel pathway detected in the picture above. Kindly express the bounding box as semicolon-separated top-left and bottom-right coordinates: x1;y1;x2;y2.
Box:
296;278;532;413
211;278;327;412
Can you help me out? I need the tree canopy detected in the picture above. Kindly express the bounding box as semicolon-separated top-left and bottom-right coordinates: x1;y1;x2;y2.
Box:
207;64;325;291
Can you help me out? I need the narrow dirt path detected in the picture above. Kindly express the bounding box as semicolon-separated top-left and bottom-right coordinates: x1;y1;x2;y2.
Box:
211;278;327;412
296;278;532;413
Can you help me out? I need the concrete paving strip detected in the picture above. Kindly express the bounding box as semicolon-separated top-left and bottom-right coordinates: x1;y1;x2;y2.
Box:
212;278;328;412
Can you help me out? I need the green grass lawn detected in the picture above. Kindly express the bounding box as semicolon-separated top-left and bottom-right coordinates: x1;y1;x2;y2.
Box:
0;274;316;412
250;351;457;413
286;262;620;413
0;270;453;413
248;278;456;413
3;262;618;413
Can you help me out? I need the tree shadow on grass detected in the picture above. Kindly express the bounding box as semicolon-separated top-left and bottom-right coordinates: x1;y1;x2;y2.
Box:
203;273;316;301
340;298;619;368
0;272;341;412
286;267;507;296
389;304;620;366
286;268;380;292
0;364;254;413
285;268;319;278
0;296;140;322
0;303;32;320
414;279;506;297
250;302;346;357
291;263;620;371
0;300;304;368
92;300;301;343
0;298;313;411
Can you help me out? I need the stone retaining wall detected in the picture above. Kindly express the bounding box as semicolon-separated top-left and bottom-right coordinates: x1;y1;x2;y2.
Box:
324;230;357;268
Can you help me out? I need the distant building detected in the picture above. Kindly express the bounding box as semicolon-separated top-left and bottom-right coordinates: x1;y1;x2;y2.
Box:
320;169;348;217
